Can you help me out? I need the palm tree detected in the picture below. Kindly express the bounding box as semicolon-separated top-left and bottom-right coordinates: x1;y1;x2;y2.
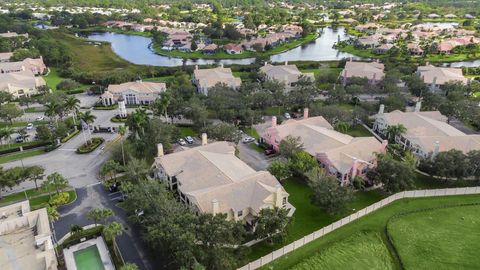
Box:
386;124;407;144
64;96;81;125
45;101;62;126
42;172;69;196
118;125;127;166
153;91;172;122
79;111;96;124
0;127;13;146
125;158;150;182
103;222;124;245
47;206;60;222
127;108;148;136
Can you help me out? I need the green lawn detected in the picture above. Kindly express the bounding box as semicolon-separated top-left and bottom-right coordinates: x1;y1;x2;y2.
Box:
249;178;385;260
43;67;63;91
178;127;197;137
30;190;77;210
388;204;480;269
0;149;45;164
143;75;175;83
0;141;44;151
413;172;479;189
0;188;77;209
344;125;372;137
290;232;394;270
43;67;90;92
299;67;342;79
0;120;48;129
261;194;480;270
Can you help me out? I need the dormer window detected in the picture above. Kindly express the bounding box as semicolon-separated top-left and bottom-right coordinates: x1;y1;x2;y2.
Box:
237;210;243;217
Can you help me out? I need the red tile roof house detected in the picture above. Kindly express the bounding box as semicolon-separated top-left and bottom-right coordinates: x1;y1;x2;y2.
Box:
438;36;480;54
261;109;387;185
223;43;243;54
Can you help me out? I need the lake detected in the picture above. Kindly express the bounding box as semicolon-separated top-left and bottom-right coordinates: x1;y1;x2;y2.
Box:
86;25;480;67
86;27;357;67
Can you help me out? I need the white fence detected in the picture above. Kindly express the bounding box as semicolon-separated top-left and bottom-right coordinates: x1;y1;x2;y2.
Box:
238;187;480;270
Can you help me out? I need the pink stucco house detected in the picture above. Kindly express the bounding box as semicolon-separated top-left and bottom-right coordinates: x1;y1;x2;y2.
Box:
261;109;387;185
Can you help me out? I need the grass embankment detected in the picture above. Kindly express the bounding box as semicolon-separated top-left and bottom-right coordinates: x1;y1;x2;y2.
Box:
261;194;480;270
249;178;385;260
152;33;318;60
344;125;372;137
50;30;144;74
388;204;480;269
178;126;197;137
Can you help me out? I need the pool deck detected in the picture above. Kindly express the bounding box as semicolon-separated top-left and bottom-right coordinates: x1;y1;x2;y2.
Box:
63;236;115;270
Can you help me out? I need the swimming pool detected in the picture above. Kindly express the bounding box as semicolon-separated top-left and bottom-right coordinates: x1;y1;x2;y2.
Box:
73;245;105;270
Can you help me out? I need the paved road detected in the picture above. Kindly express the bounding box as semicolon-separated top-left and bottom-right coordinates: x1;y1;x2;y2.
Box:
237;141;272;171
3;131;117;194
54;184;158;270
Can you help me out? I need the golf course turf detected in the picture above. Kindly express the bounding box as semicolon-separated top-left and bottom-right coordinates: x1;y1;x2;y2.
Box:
261;194;480;270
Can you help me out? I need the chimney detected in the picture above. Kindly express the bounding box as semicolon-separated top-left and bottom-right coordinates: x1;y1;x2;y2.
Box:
275;184;283;207
433;141;440;157
201;133;207;146
382;139;388;151
264;61;268;66
285;60;288;66
349;57;353;62
212;199;219;216
414;101;422;112
271;116;277;127
157;143;164;157
220;63;224;68
378;104;385;114
351;158;360;179
195;65;198;70
303;108;309;119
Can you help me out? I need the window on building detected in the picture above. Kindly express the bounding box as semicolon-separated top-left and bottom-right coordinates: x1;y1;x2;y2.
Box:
282;197;287;206
237;210;243;217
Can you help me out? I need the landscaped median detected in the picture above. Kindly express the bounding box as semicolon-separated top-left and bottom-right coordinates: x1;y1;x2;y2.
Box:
77;137;105;154
0;187;77;210
245;188;480;270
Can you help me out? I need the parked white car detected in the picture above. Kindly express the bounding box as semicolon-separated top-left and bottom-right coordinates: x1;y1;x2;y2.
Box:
242;136;255;144
284;112;291;119
26;123;34;130
178;138;187;146
36;116;44;121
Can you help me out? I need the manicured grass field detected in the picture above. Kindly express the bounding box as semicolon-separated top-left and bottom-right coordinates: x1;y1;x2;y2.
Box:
388;204;480;269
0;149;45;164
291;232;394;270
261;194;480;270
249;178;385;260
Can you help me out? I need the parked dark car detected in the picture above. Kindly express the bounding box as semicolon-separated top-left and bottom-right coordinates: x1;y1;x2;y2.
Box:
264;149;276;156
